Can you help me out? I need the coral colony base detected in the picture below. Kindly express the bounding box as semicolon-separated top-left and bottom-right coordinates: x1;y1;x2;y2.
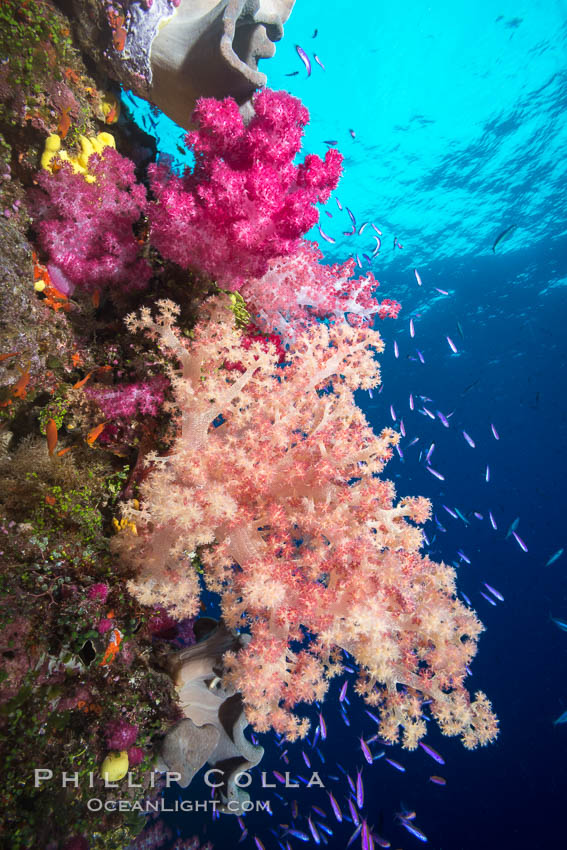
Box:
0;3;497;845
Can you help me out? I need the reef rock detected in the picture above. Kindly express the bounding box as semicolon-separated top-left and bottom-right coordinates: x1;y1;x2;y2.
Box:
65;0;296;127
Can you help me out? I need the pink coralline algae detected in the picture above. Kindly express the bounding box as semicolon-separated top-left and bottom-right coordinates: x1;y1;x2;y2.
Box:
148;89;343;289
30;148;151;296
84;376;169;419
105;718;139;750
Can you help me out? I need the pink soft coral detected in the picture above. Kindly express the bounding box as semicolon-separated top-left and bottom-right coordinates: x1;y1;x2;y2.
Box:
148;89;343;289
84;376;169;419
240;239;401;340
31;148;151;296
113;297;497;749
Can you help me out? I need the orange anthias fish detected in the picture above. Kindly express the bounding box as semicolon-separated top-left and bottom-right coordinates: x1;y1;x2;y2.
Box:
0;352;18;363
46;418;58;456
57;107;71;140
12;361;31;399
86;422;107;447
100;628;122;666
56;446;73;457
73;370;94;389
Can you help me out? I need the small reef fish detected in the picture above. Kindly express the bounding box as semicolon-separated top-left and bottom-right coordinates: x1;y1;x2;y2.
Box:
435;288;449;295
360;737;373;764
295;45;311;75
372;236;381;256
506;517;520;539
356;768;364;807
385;758;405;772
11;361;31;399
327;791;342;822
546;548;564;566
551;615;567;632
74;370;94;389
410;318;415;338
427;466;445;481
485;464;490;482
349;129;356;139
46;418;58;457
484;582;504;602
553;709;567;725
414;268;422;286
419;741;445;765
457;549;471;564
307;816;321;844
86;422;107;447
491;423;500;440
57;107;71;140
399;820;428;842
512;530;528;552
339;681;348;702
489;511;498;530
429;775;447;785
346;823;362;848
447;336;458;353
285;71;299;76
437;410;450;428
480;591;497;606
492;224;517;253
317;224;336;244
462;430;476;447
393;340;399;358
314;54;325;70
312;28;318;37
361;820;374;850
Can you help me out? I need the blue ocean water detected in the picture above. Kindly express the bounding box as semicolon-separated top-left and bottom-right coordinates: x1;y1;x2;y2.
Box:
126;2;567;848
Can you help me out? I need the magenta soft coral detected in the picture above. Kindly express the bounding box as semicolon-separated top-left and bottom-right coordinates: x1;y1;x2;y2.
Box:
148;89;343;288
30;148;151;296
84;376;169;419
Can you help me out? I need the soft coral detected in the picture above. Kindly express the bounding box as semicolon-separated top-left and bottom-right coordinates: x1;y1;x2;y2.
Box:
31;147;151;297
148;89;342;289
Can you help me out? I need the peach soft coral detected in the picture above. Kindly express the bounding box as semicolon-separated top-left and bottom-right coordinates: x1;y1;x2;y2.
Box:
113;295;498;748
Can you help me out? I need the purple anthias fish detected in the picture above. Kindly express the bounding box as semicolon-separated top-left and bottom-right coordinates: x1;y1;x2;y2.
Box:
419;741;445;765
484;582;504;602
317;224;335;244
295;44;311;75
462;430;476;447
